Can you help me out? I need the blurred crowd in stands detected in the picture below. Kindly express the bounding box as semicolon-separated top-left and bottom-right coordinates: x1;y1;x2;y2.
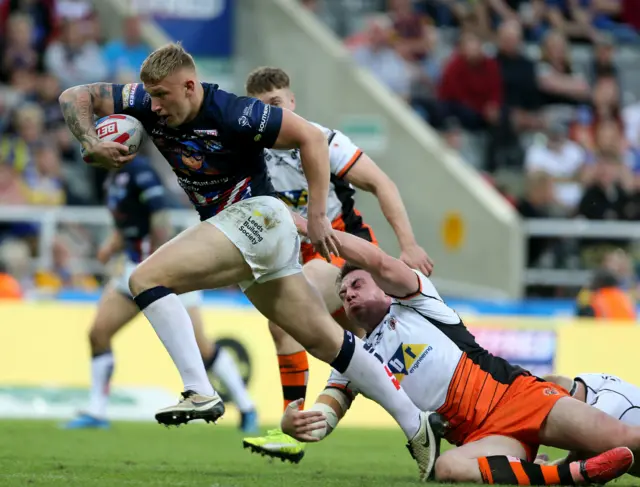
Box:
303;0;640;300
0;0;161;296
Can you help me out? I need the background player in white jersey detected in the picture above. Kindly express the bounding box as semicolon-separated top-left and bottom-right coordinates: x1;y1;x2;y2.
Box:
281;217;639;484
242;67;433;462
60;43;436;476
63;158;257;431
539;373;640;476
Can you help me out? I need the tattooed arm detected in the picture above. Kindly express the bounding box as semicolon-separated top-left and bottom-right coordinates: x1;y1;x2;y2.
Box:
59;83;134;168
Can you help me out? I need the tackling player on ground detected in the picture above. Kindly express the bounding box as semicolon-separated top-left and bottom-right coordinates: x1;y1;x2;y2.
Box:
282;218;639;484
59;43;438;478
241;67;433;463
63;157;257;431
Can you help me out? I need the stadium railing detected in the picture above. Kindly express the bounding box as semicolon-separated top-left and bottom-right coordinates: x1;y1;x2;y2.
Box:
0;205;199;276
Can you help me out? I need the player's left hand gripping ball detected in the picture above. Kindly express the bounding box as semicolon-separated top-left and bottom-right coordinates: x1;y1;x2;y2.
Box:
81;114;144;168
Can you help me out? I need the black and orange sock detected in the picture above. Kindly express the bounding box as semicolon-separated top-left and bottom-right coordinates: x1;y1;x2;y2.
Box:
478;456;574;485
278;351;309;411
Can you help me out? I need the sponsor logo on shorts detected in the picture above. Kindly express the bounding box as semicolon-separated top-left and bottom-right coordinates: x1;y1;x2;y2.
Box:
544;387;559;396
238;216;264;245
238;116;251;128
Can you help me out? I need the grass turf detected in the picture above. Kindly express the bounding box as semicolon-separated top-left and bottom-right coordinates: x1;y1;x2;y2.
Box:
0;420;634;486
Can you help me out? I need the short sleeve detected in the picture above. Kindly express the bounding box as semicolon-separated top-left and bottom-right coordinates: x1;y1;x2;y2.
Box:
326;369;359;401
389;270;462;325
327;129;363;178
133;163;167;213
222;95;283;148
112;83;152;119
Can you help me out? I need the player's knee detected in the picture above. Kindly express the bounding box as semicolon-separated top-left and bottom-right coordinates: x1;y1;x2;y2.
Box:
128;261;159;296
434;454;458;482
434;454;477;483
88;324;112;353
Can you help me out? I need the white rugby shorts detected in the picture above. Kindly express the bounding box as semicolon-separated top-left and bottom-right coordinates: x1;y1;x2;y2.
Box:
205;195;302;291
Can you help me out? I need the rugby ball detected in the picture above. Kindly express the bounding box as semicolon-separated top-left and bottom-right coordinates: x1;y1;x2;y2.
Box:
81;114;145;163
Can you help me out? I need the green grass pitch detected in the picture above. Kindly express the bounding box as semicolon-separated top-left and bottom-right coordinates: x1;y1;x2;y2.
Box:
0;420;634;486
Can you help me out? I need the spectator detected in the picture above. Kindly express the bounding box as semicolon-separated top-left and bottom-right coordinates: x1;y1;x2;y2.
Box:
437;30;502;131
1;103;44;173
0;163;26;205
22;146;66;206
0;261;23;300
571;76;623;150
590;0;640;43
0;239;30;298
590;33;618;83
44;19;108;90
536;30;591;106
494;19;541;131
525;121;586;212
352;15;413;101
0;0;56;53
388;0;434;62
1;13;39;81
35;72;64;129
517;171;557;266
102;16;150;82
575;267;636;320
577;150;631;220
544;0;596;42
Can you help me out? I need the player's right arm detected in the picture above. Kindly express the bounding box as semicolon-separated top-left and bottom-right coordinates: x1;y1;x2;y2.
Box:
281;376;355;442
58;83;134;168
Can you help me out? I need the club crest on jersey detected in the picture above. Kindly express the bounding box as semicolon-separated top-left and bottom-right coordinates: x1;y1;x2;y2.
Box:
122;83;139;107
386;343;432;383
278;189;308;208
388;316;397;331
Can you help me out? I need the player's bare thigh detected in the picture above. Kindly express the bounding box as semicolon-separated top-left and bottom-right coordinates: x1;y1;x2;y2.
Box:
89;285;139;352
539;396;640;454
245;272;344;364
268;259;364;351
435;436;527;483
128;221;253;296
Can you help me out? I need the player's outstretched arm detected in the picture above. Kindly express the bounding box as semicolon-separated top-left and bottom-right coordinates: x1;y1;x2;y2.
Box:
59;83;133;168
343;155;434;276
337;229;420;298
281;387;352;443
273;110;339;260
293;214;418;296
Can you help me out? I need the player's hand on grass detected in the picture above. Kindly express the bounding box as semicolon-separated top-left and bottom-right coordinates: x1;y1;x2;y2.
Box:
281;399;327;442
83;140;136;169
307;213;340;262
400;244;434;276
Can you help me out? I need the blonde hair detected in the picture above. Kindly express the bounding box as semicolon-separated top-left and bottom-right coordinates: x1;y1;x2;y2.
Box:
14;103;44;128
139;42;196;84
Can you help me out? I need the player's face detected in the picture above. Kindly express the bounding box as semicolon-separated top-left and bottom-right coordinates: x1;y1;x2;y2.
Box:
252;88;295;112
338;270;388;329
145;70;196;127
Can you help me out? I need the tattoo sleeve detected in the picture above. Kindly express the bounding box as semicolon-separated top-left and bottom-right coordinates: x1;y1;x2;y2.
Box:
59;83;114;149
